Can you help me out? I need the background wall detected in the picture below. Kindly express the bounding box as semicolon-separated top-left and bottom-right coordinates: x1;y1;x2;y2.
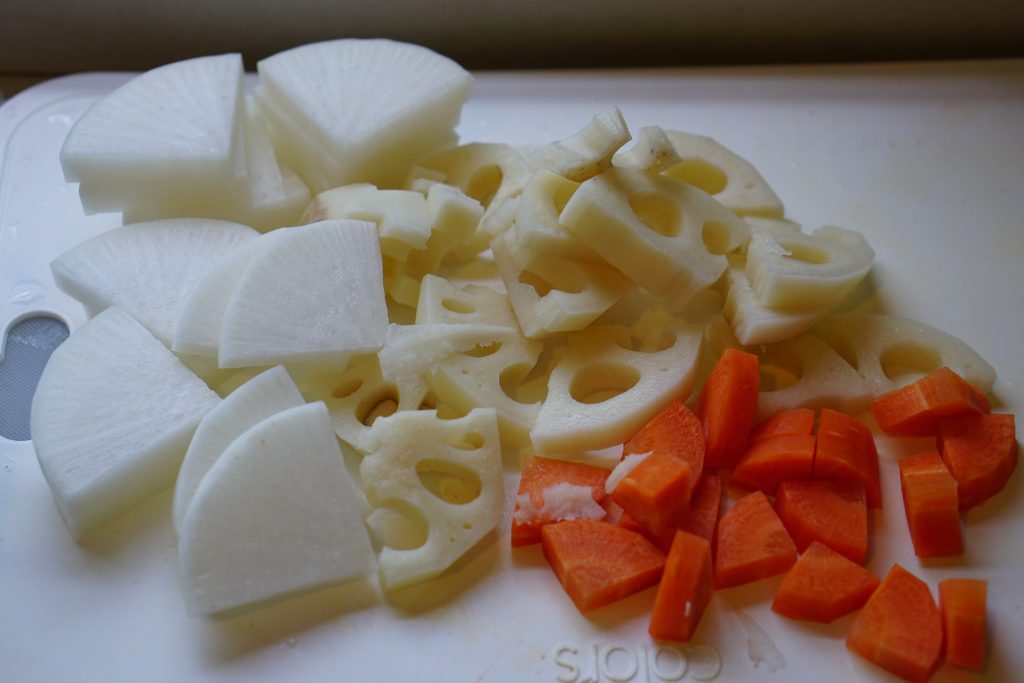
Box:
2;0;1023;80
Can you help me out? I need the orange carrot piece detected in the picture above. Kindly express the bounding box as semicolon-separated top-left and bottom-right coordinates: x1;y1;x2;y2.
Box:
750;408;816;442
872;367;990;436
731;433;815;495
649;531;714;642
772;541;880;623
939;578;987;671
814;408;882;508
617;507;676;553
695;348;760;469
512;456;610;547
938;413;1018;510
541;520;666;612
775;479;868;564
714;491;797;589
898;452;963;557
679;473;722;543
623;401;705;499
846;564;942;683
611;451;693;537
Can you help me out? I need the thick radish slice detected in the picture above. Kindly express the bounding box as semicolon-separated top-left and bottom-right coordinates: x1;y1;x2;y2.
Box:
60;54;245;188
31;307;220;540
172;366;305;535
360;409;503;590
51;218;258;345
219;220;388;368
257;39;472;190
179;401;374;616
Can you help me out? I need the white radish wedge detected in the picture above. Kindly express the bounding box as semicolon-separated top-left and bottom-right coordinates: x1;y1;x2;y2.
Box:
61;54;246;202
219;220;388;368
31;307;220;540
51;218;258;345
256;39;472;191
171;365;305;535
178;401;374;616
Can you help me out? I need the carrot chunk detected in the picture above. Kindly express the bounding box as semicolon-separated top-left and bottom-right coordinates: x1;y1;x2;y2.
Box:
616;507;676;553
512;456;610;547
749;408;815;442
623;401;705;499
714;490;797;589
846;564;942;683
814;408;882;508
938;413;1018;510
872;367;990;436
731;433;815;495
775;479;868;564
695;348;760;469
939;578;987;671
679;473;722;543
541;519;666;612
772;541;880;623
611;450;693;537
649;531;714;642
898;452;963;557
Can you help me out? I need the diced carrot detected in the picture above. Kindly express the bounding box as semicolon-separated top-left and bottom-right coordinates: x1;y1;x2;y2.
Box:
623;401;705;499
611;451;693;537
749;408;815;442
938;413;1018;510
730;433;815;495
898;452;963;557
541;519;666;612
695;348;760;469
771;541;880;623
846;564;942;683
872;367;990;436
775;479;868;564
512;456;610;547
617;507;676;553
714;491;797;589
649;531;714;642
679;473;722;543
939;578;987;671
814;409;882;508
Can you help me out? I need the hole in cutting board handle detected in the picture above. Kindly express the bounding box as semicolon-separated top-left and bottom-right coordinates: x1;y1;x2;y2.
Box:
0;316;69;441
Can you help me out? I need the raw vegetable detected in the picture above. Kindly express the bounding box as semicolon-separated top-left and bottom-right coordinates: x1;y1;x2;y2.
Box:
695;347;760;469
540;519;666;612
730;432;815;495
898;452;963;557
749;407;815;442
775;479;868;564
678;473;722;543
178;402;374;616
771;541;879;623
622;401;705;498
528;108;631;182
610;450;693;537
846;564;942;683
873;367;990;436
714;490;797;589
649;531;714;642
938;413;1018;510
814;408;882;508
511;456;610;546
31;307;220;540
938;578;987;671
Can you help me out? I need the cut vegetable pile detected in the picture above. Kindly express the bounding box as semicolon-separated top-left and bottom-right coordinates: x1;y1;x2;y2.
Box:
29;37;1018;679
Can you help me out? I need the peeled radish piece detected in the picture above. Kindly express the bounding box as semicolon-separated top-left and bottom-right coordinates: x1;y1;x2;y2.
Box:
179;402;374;616
171;366;304;535
361;408;502;590
61;54;245;187
51;219;258;344
256;39;472;191
219;220;388;368
31;307;220;540
172;231;286;357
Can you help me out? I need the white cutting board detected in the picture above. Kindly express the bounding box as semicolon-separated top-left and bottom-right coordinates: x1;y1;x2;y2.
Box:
1;62;1023;683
